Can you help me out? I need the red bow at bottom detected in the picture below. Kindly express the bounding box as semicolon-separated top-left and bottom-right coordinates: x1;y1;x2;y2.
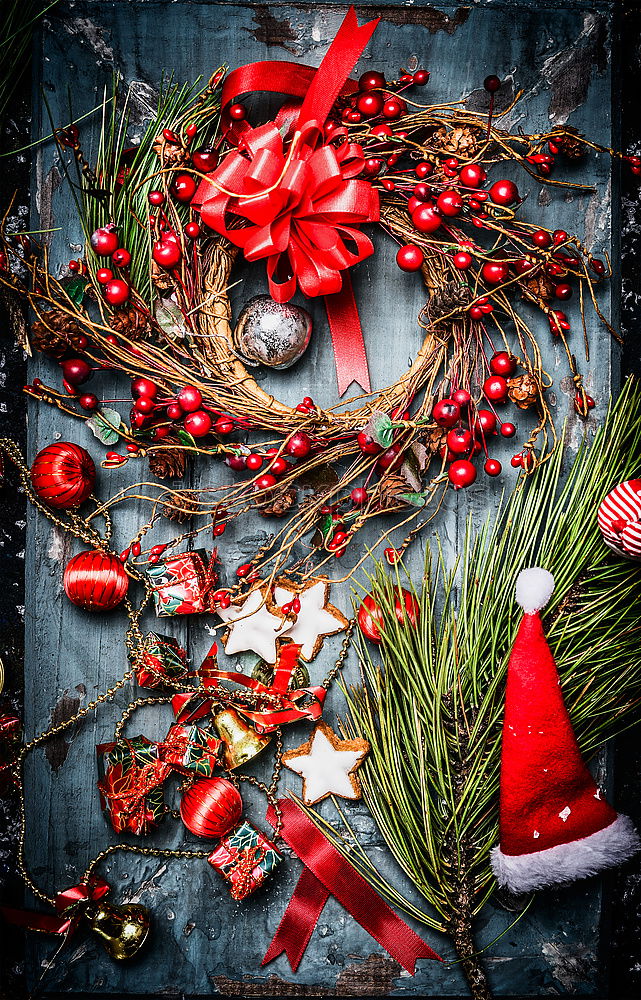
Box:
1;877;110;936
262;799;441;973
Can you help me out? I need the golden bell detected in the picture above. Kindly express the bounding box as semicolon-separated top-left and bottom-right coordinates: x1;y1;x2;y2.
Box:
87;901;150;961
213;707;271;770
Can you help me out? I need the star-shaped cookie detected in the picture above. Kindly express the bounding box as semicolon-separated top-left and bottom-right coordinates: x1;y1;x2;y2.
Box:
217;586;288;664
274;577;348;661
282;721;370;805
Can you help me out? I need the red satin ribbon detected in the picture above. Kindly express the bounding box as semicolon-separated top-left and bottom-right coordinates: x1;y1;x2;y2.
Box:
1;878;110;937
262;799;442;974
195;6;379;395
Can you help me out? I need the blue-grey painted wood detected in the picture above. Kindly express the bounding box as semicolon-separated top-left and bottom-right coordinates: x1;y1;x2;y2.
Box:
26;1;617;994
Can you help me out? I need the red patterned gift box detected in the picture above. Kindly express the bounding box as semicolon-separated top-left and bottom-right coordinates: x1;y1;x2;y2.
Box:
97;736;169;836
159;723;221;778
207;820;282;900
146;549;215;617
135;631;190;689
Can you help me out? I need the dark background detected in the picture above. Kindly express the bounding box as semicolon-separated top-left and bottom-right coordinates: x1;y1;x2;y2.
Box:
1;2;640;997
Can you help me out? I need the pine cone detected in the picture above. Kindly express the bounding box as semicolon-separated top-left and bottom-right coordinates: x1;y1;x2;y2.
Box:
162;489;200;522
431;125;479;157
427;281;473;322
29;309;85;357
554;127;586;160
152;134;189;168
522;271;556;304
110;306;151;342
507;373;540;409
256;486;297;517
151;259;175;291
148;446;187;479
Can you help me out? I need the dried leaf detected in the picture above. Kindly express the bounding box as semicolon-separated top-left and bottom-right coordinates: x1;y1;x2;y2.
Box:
364;410;394;449
155;298;187;339
86;407;122;445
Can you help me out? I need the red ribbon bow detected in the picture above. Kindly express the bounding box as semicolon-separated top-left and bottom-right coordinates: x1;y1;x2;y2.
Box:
194;6;380;396
1;877;110;937
262;799;441;973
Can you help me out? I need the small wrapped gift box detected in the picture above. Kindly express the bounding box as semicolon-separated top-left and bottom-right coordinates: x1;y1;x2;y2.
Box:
160;723;221;778
146;549;215;617
97;736;169;836
207;820;282;900
135;631;190;689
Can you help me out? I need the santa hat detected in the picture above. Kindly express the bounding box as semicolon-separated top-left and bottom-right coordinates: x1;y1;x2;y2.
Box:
491;567;640;894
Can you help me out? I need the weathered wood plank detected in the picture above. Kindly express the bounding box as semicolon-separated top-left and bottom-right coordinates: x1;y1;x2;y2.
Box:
26;1;617;995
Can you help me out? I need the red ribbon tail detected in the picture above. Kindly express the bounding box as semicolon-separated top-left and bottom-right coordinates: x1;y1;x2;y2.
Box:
262;866;329;972
325;273;371;397
1;905;74;935
265;799;442;975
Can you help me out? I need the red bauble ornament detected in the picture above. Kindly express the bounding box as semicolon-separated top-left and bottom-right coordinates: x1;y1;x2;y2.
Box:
357;431;381;455
413;69;429;86
177;385;203;412
448;459;477;489
96;268;113;285
489;179;520;206
184;410;212;437
433;398;461;428
148;190;165;206
396;244;424;272
555;283;573;300
180;777;242;838
500;422;517;437
350;487;368;505
436;190;464;217
192;148;219;173
459;163;487;188
413;182;432;201
104;279;130;305
483;375;508;402
153;240;182;269
31;442;96;509
79;393;98;411
382;97;406;120
412;203;441;233
185;222;200;239
171;173;198;203
90;226;119;257
482;261;509;285
359;70;386;91
357;589;419;644
63;550;129;611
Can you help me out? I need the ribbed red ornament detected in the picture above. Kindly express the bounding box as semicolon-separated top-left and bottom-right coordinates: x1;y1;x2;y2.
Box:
180;778;242;839
357;588;420;644
30;442;95;509
63;550;129;611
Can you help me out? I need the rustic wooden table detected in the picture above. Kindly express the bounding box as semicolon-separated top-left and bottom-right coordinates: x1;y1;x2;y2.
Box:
4;0;639;996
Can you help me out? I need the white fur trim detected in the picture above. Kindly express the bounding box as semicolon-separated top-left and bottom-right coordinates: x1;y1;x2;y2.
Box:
491;814;640;893
515;567;555;614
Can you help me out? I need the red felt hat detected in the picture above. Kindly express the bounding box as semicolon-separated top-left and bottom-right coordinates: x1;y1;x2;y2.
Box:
491;567;640;894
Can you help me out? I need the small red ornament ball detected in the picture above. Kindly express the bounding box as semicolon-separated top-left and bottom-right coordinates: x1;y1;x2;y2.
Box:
148;190;165;206
184;410;212;437
484;458;502;476
180;777;242;839
396;244;424;272
357;588;419;644
357;431;381;455
482;261;509;285
476;408;498;435
286;431;312;458
104;279;130;306
489;179;520;206
483;375;508;402
459;163;487;188
96;267;113;285
413;69;430;86
131;376;158;399
500;422;517;437
171;173;198;203
31;442;96;509
489;351;517;376
448;459;477;489
359;70;386;91
63;549;129;611
412;203;441;233
433;398;460;428
382;97;406;120
436;190;464;217
185;221;200;239
90;226;119;257
350;487;368;506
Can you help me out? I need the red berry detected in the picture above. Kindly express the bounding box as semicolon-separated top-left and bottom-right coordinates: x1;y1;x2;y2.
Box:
186;122;198;139
214;416;234;435
90;226;119;257
446;428;473;455
302;396;314;407
357;431;381;455
574;392;595;413
382;97;406;120
415;161;433;179
131;377;158;399
356;92;384;117
171;173;198;203
119;548;130;562
482;261;509;284
213;523;226;536
488;179;520;206
433;399;460;428
104;279;130;305
452;389;471;408
469;305;484;320
459;163;487;188
591;259;605;276
246;454;263;471
131;542;142;557
148;190;165;206
510;454;523;468
185;222;200;238
68;260;80;272
351;487;368;505
359;71;386;91
256;474;277;490
553;229;568;245
79;393;98;411
192;148;218;173
178;385;202;412
555;283;573;300
184;410;212;437
269;456;289;475
500;422;516;438
112;247;131;267
153;240;182;268
396;244;424;272
412;203;441;233
476;409;498;435
436;190;464;217
135;396;155;414
448;459;477;489
453;251;473;270
531;229;552;249
286;432;312;458
483;375;508;402
489;351;517;376
166;403;183;420
484;458;502;476
362;157;382;177
96;267;113;284
376;444;402;471
237;563;251;578
226;455;246;471
484;74;501;93
413;182;432;201
153;426;170;439
413;69;429;86
228;103;246;121
384;547;400;565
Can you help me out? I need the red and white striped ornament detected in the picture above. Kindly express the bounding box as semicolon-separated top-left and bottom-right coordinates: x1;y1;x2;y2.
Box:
30;441;95;509
180;777;242;839
63;549;129;611
597;479;641;560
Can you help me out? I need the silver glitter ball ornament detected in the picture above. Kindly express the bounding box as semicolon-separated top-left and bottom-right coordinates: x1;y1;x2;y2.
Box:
233;296;312;369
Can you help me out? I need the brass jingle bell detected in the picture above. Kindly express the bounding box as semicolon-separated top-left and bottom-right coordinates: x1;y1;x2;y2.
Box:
87;901;150;961
213;707;271;770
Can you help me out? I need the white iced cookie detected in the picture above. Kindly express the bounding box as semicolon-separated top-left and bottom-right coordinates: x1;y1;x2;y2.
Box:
217;586;288;664
282;721;369;805
274;577;348;661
